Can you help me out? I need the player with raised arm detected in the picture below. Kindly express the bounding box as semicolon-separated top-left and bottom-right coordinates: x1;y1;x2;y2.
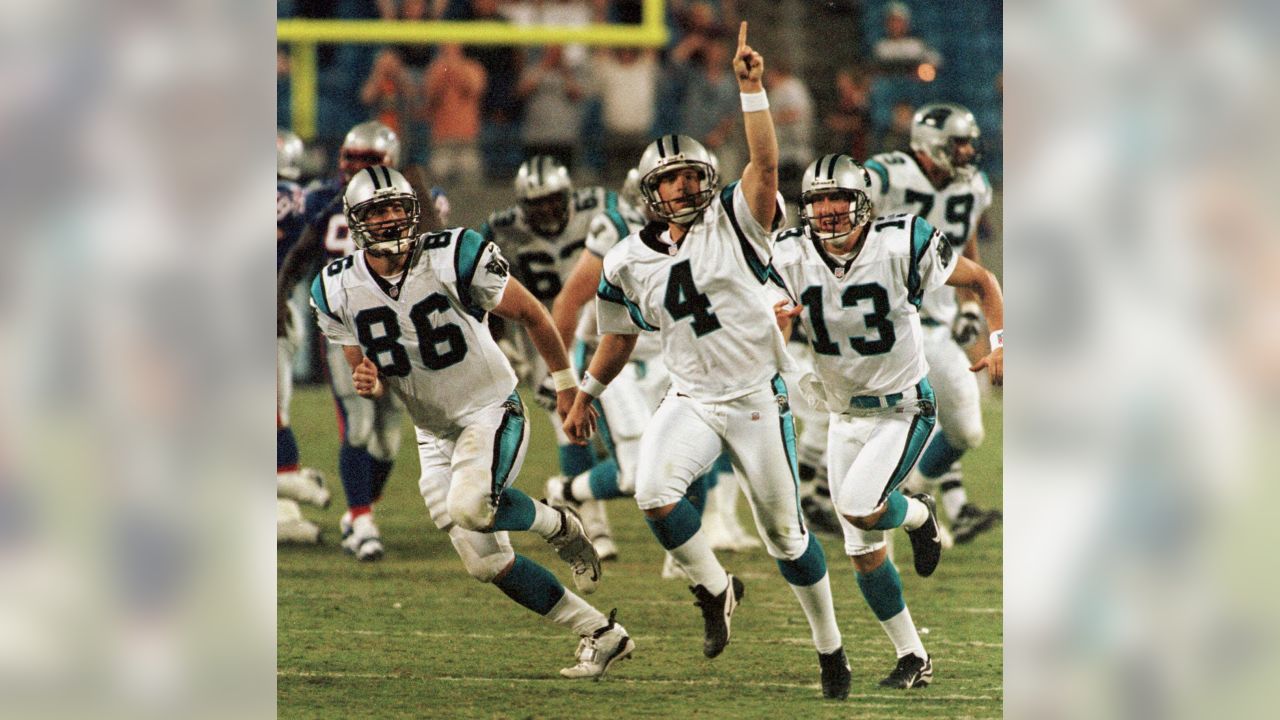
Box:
311;166;633;680
863;103;1003;543
563;23;852;700
480;156;645;561
772;154;1003;688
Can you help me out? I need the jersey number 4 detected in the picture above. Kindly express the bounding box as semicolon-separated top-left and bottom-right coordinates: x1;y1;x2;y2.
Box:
664;261;721;337
800;283;895;356
354;293;467;375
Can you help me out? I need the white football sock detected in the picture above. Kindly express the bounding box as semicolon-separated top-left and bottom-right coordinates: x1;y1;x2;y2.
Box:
901;495;930;531
569;471;596;501
671;530;728;595
530;501;565;539
544;591;608;636
787;574;843;654
881;606;926;659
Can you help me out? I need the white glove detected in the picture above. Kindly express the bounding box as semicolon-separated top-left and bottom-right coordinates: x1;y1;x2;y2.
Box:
796;372;830;411
951;301;983;347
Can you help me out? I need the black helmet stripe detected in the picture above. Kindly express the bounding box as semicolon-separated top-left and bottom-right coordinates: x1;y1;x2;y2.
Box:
813;156;825;183
535;156;545;187
366;166;382;190
656;136;667;158
671;134;681;155
380;166;393;187
826;154;839;179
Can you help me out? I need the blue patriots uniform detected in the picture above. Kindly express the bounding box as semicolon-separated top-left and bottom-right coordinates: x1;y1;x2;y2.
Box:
303;177;356;264
277;179;305;271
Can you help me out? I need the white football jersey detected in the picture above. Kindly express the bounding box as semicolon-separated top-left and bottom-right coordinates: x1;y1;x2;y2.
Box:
597;181;793;403
310;227;518;437
577;211;660;360
864;151;992;324
771;213;957;407
482;186;645;308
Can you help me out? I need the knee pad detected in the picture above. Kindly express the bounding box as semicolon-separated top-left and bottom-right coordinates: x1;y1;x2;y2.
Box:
446;477;496;532
448;527;514;583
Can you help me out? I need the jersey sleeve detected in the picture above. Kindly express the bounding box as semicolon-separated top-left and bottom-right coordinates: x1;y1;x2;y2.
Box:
455;228;509;316
719;180;786;285
595;258;656;335
585;191;634;258
309;274;356;345
908;216;958;306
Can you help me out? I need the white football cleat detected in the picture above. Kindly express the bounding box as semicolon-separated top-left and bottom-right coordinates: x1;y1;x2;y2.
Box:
560;610;635;680
340;511;384;561
277;499;321;545
547;507;602;594
277;468;331;508
544;475;571;507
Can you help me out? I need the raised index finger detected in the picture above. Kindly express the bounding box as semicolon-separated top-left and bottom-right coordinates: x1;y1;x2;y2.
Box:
738;21;748;50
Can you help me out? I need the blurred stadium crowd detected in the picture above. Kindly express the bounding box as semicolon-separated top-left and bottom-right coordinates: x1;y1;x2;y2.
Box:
277;0;1002;188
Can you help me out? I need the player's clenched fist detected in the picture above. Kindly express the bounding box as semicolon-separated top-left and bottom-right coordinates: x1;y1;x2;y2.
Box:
733;21;764;89
353;357;385;398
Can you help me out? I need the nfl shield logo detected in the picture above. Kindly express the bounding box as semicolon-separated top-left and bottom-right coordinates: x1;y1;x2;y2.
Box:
751;411;760;421
834;268;845;279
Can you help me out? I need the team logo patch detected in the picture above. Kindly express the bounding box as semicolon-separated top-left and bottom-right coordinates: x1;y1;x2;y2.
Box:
936;234;954;267
775;394;790;414
485;254;510;278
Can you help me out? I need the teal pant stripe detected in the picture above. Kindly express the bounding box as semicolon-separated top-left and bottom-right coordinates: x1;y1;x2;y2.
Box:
771;374;804;529
492;486;536;531
875;380;936;507
644;498;702;550
494;554;566;616
871;491;908;530
856;558;907;621
777;532;828;587
490;392;526;499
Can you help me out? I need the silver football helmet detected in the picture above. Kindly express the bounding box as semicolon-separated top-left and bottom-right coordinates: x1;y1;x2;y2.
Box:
799;154;874;244
277;129;304;181
514;156;574;237
910;102;981;180
636;134;719;225
343;165;420;255
339;121;402;181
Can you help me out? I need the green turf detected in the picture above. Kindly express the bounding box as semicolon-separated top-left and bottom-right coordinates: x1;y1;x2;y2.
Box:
279;385;1003;719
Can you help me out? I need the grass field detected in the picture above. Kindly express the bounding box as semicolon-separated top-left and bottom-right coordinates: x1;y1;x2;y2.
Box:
279;385;1003;719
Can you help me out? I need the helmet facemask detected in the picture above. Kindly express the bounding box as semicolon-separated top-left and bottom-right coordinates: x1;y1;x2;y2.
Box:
520;190;571;237
349;195;421;257
801;189;872;250
642;161;718;225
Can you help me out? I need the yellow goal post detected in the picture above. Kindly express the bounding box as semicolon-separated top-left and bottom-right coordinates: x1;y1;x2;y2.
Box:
277;0;669;139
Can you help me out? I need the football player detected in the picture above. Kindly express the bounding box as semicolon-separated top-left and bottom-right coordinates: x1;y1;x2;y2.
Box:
563;23;852;700
863;103;1003;543
276;128;328;544
277;121;440;560
771;154;1004;688
480;156;645;561
312;166;633;679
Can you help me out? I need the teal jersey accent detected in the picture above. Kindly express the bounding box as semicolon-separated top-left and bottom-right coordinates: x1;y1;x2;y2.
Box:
597;275;659;331
719;180;770;284
864;158;890;192
907;216;937;307
603;190;630;240
310;274;339;322
490;392;526;497
454;228;489;320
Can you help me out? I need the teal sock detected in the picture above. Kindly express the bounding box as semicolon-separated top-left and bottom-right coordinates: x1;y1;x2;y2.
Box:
587;459;622;500
685;475;708;514
777;532;828;586
558;444;594;477
492;487;537;531
856;559;906;621
872;491;908;530
644;498;702;550
493;554;566;615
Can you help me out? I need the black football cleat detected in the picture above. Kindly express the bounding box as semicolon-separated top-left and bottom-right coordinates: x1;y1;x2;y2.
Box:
905;493;942;577
690;574;744;658
818;647;851;699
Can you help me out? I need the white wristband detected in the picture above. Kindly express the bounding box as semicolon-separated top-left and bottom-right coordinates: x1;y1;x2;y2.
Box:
740;90;769;113
580;372;609;398
551;368;577;393
989;330;1004;349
